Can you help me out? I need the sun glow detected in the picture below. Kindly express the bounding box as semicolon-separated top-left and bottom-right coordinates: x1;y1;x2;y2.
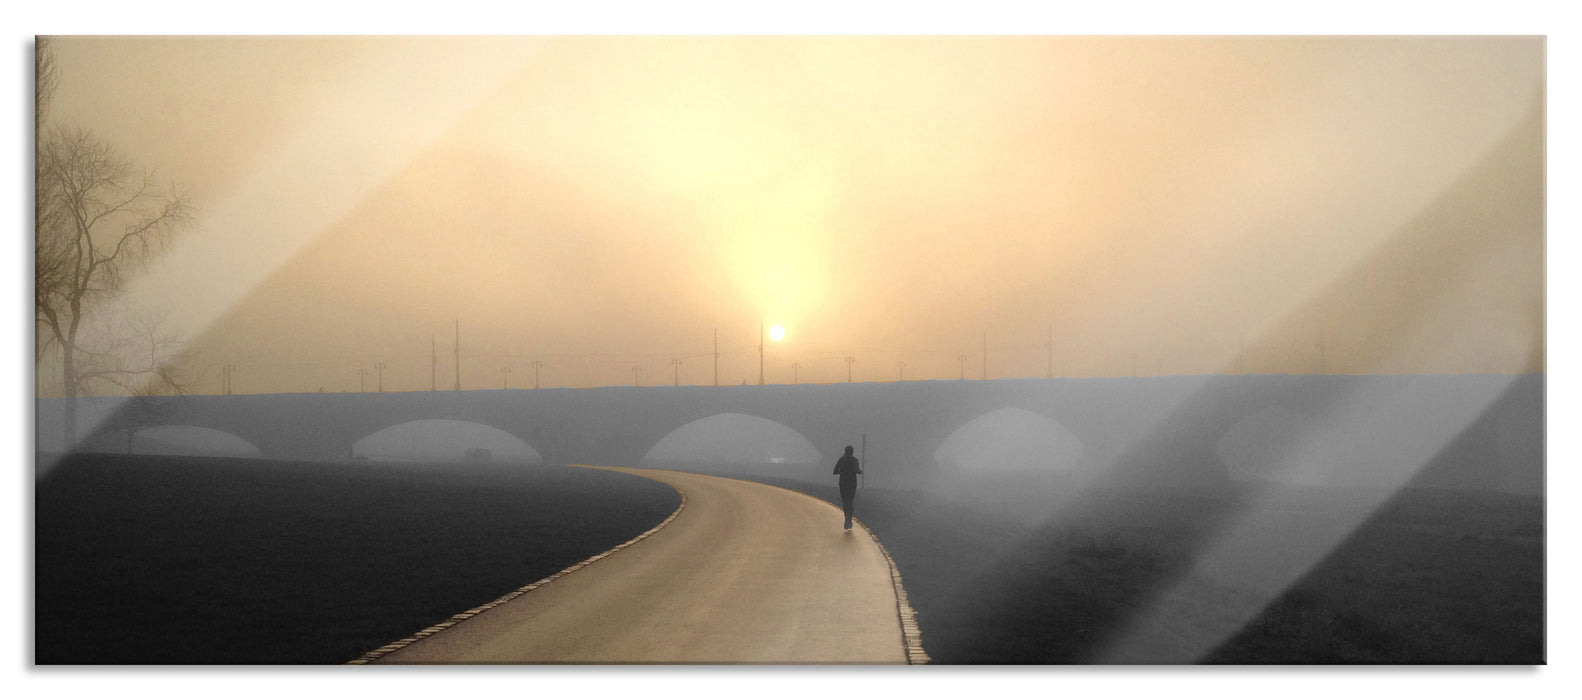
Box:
768;325;786;342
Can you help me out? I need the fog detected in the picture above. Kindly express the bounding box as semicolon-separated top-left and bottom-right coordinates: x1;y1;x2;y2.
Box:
34;37;1543;398
352;419;544;465
36;373;1539;494
33;371;1542;663
640;412;823;478
129;425;262;459
30;32;1547;668
934;407;1084;477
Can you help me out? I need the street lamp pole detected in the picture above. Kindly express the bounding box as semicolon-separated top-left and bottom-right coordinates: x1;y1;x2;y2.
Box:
845;356;855;383
501;366;510;389
376;362;386;392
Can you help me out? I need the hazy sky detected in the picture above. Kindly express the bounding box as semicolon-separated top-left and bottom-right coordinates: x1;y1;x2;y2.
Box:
39;36;1544;395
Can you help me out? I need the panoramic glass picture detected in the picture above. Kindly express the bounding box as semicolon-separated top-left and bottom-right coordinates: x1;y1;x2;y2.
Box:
33;36;1543;665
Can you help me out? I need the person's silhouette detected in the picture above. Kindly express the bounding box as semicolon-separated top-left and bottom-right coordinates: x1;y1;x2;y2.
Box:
833;445;862;531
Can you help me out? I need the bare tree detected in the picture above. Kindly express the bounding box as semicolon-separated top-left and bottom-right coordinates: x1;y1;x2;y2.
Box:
84;307;201;453
36;125;193;443
75;305;200;397
36;37;56;129
35;37;67;365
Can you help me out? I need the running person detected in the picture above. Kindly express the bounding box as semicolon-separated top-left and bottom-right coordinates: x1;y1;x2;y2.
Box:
833;445;862;531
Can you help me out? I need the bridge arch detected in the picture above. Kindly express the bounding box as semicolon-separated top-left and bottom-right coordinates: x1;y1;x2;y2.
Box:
934;407;1085;476
640;412;823;480
131;425;263;458
1216;405;1322;484
928;406;1088;515
353;419;544;465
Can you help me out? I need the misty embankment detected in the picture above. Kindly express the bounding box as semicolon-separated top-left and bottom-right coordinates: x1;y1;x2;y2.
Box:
34;454;678;664
746;473;1542;664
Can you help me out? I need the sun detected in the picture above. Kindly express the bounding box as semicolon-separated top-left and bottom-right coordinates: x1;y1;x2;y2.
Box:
768;324;786;342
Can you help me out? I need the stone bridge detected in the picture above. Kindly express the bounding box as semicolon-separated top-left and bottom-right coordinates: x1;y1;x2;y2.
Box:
44;373;1543;494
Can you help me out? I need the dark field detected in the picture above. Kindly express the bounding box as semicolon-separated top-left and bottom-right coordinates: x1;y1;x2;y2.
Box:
34;453;679;664
33;450;1543;666
741;472;1544;664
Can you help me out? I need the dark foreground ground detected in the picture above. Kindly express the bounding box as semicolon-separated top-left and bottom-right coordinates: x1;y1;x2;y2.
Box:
34;453;679;664
35;451;1542;665
740;472;1544;664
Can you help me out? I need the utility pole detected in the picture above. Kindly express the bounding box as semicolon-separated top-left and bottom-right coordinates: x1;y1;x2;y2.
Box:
714;329;719;387
222;364;237;395
982;332;988;380
531;360;542;389
1047;324;1054;379
957;355;967;380
431;336;437;391
845;356;855;383
376;362;386;392
897;360;905;381
759;323;765;386
672;358;682;386
358;368;368;393
501;366;510;389
453;319;461;391
792;362;800;384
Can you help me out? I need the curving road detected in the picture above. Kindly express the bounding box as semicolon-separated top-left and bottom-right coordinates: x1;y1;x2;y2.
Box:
368;466;913;664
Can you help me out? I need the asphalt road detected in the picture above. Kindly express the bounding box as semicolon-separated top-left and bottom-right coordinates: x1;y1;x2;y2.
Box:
372;466;910;664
